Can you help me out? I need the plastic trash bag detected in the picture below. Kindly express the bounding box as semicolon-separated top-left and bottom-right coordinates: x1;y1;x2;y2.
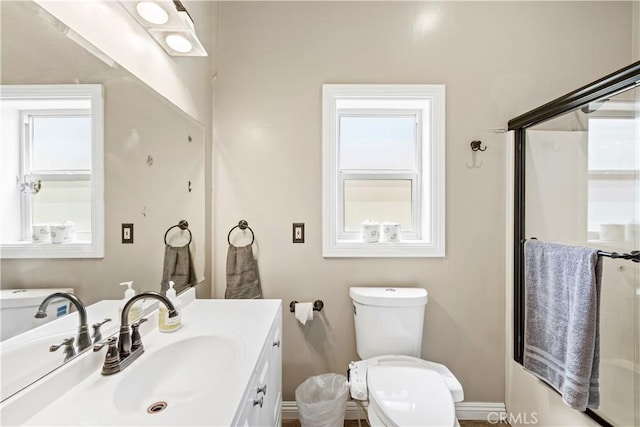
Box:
295;373;349;427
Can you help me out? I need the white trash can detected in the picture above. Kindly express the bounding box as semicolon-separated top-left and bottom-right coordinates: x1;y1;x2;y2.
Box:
295;373;349;427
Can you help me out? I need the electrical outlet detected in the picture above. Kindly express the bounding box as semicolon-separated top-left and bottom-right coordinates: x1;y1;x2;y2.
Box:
293;223;305;243
122;223;134;244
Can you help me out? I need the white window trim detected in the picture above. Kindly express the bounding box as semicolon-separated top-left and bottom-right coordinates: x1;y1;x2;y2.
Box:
322;84;445;258
0;84;104;259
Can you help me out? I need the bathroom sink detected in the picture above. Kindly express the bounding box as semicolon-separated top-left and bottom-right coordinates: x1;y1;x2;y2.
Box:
72;333;245;425
112;335;243;413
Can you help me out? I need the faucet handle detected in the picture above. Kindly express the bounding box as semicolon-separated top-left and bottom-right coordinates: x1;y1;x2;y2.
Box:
130;318;148;351
132;317;148;328
93;336;117;352
50;337;76;362
91;318;112;344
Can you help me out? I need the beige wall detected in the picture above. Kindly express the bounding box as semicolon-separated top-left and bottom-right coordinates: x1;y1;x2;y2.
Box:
213;1;633;403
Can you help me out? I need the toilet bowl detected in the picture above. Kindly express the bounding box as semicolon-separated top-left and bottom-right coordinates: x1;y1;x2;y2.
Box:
348;287;464;427
348;355;463;427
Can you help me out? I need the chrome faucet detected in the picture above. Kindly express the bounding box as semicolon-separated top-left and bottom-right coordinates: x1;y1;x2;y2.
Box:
95;291;178;376
35;292;92;352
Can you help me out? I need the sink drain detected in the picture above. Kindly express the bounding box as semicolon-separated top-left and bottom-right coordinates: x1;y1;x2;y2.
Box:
147;401;168;414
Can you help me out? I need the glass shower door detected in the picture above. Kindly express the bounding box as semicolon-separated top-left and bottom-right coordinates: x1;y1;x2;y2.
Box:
523;83;639;426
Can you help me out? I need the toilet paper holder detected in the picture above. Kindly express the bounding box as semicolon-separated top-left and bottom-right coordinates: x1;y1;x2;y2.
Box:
289;300;324;313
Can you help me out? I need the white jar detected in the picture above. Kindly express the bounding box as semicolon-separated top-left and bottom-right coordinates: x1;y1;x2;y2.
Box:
381;222;401;242
50;222;76;244
625;222;639;243
361;221;380;243
599;223;624;242
32;225;51;243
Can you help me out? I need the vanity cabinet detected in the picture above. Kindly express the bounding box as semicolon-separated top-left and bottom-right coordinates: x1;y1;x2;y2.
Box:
234;307;282;426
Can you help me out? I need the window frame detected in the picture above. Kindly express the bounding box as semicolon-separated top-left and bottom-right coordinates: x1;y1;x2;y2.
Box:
322;84;445;258
0;84;104;259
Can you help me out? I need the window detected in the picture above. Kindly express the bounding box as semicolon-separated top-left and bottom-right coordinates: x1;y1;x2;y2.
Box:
0;85;104;258
322;84;445;257
587;116;639;240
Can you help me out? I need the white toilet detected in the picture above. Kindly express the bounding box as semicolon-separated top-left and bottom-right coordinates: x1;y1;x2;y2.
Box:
347;287;464;427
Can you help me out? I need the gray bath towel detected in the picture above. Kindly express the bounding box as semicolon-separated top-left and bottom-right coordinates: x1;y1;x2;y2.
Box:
524;240;602;411
160;244;197;295
225;244;262;299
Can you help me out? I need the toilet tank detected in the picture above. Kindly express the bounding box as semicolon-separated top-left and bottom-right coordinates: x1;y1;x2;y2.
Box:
350;287;427;359
0;288;74;341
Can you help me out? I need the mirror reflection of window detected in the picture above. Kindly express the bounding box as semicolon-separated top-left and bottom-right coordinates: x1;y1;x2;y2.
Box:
25;112;93;242
0;84;104;258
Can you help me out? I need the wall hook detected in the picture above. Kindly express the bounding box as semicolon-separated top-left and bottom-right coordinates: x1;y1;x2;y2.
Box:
470;140;487;152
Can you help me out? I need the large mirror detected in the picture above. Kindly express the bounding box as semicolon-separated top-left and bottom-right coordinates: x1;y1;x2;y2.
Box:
0;0;206;401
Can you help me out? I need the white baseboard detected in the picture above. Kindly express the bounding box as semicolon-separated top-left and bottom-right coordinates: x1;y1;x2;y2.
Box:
455;402;507;421
282;400;506;421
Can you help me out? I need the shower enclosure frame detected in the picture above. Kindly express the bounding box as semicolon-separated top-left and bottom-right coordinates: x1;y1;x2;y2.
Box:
508;60;640;427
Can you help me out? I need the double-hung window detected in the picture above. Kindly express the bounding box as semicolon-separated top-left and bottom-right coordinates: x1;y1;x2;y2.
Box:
21;110;92;241
0;84;104;258
323;84;445;257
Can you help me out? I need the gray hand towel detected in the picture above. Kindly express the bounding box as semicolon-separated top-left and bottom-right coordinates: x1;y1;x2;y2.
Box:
225;244;263;299
160;244;197;295
524;239;602;411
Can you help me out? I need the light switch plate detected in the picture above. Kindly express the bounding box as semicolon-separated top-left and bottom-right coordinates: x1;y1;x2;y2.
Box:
122;223;134;244
293;223;304;243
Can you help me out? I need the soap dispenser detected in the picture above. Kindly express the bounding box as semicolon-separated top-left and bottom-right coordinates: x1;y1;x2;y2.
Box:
159;281;182;332
119;281;141;322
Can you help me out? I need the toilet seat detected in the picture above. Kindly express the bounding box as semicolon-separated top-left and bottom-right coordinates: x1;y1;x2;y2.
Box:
367;365;456;427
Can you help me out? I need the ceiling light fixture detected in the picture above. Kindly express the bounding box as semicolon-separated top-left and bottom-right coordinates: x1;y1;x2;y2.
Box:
136;2;169;25
120;0;207;57
165;34;192;53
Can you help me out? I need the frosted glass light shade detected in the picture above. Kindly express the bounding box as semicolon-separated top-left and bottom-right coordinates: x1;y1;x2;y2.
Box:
165;34;192;53
136;2;169;25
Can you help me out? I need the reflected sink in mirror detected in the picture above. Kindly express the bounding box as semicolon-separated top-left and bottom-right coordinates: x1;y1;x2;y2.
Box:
1;333;75;401
71;333;245;425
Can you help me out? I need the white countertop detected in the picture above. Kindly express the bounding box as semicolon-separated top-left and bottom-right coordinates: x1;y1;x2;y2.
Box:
1;296;281;426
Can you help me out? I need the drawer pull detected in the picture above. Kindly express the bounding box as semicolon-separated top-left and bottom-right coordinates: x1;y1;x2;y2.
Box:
272;340;281;348
253;396;264;408
257;384;267;395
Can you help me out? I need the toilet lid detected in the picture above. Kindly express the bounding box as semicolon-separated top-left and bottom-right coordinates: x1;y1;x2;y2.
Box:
367;366;456;427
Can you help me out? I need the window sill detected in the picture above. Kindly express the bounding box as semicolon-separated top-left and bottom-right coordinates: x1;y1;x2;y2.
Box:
0;241;103;259
324;239;445;258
